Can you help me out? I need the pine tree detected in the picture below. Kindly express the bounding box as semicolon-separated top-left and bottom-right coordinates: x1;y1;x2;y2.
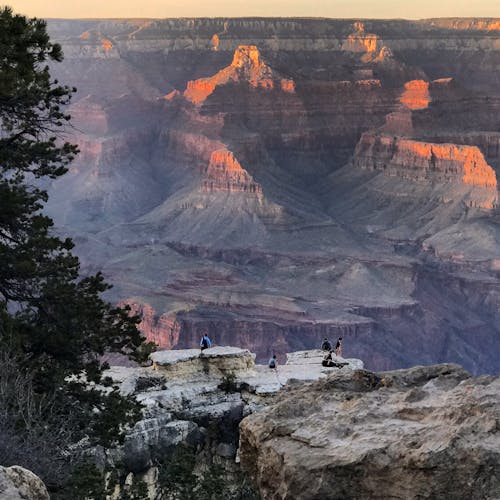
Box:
0;6;150;488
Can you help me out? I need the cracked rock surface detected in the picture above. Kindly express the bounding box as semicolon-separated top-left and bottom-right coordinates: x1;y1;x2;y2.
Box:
239;363;500;500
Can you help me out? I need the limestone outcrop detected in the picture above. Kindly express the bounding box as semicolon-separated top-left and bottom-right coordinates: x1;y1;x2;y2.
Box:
239;363;500;500
0;466;49;500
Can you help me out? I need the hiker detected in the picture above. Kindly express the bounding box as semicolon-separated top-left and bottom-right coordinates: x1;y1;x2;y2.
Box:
335;337;343;357
321;337;332;351
268;354;277;369
200;334;212;353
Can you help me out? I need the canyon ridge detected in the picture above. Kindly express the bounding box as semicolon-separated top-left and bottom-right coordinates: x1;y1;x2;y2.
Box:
45;18;500;374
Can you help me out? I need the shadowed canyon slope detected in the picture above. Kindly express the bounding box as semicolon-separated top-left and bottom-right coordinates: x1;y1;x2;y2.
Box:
45;18;500;374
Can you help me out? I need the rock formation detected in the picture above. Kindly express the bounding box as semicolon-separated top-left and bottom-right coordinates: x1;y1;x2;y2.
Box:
125;302;181;349
104;347;362;494
239;363;500;500
341;22;381;57
0;466;49;500
183;45;295;105
400;79;431;110
351;133;498;209
203;149;262;194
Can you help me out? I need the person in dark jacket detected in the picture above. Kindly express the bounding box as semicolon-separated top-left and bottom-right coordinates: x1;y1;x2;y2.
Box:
322;350;348;368
268;354;277;369
321;338;332;351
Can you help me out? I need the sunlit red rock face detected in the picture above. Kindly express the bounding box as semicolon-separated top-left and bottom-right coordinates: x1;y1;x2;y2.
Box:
44;18;500;375
354;133;497;189
203;150;262;194
124;302;181;349
423;18;500;31
400;80;431;110
184;45;295;105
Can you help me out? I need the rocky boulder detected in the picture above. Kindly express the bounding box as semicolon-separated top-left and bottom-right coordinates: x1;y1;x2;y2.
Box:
0;466;49;500
150;345;256;379
239;363;500;499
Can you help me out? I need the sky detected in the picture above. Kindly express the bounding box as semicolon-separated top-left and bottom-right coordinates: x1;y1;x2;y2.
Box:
6;0;500;20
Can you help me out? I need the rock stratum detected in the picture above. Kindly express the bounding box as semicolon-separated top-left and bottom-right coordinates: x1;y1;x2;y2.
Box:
239;363;500;499
44;18;500;374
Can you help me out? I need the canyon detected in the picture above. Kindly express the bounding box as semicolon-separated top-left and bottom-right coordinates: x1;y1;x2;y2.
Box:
44;18;500;374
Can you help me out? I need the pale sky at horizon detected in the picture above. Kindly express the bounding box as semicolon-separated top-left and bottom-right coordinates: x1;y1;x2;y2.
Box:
5;0;500;20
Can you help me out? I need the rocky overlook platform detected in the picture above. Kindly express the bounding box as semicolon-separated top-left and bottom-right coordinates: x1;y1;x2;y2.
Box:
15;349;500;499
104;347;362;490
99;348;500;500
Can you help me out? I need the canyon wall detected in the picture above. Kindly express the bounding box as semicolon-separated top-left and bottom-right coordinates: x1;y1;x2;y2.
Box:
43;18;500;375
353;133;497;189
203;149;262;194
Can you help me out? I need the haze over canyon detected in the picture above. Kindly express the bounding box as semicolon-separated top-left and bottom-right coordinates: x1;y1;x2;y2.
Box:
44;17;500;374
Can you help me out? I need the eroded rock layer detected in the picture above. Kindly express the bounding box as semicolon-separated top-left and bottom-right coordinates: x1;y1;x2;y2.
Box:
353;133;498;191
184;45;294;104
203;149;262;194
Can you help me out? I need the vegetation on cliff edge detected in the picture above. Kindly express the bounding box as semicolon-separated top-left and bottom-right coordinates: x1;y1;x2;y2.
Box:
0;6;151;494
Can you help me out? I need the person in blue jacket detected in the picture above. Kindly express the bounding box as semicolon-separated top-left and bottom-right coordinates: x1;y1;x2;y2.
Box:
200;334;212;353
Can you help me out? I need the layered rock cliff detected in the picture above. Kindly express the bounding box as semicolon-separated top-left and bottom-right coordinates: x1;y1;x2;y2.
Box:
125;302;181;349
351;133;498;209
203;149;262;194
183;45;295;105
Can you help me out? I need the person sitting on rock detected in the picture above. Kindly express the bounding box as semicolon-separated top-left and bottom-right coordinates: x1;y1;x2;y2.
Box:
322;350;348;368
335;337;343;357
268;354;277;369
322;350;334;367
200;334;212;353
321;338;332;351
